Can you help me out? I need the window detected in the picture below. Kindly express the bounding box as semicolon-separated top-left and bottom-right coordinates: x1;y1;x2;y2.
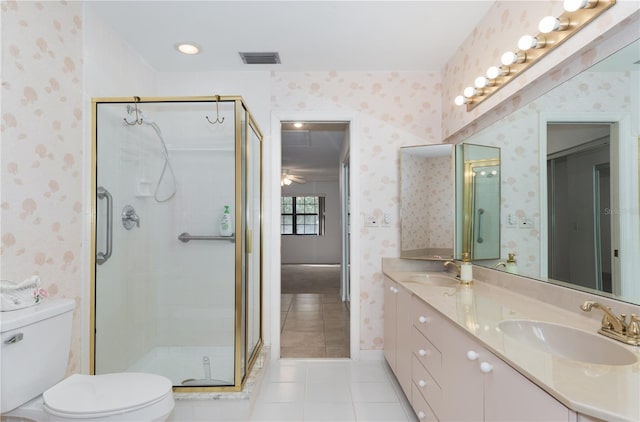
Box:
281;196;325;235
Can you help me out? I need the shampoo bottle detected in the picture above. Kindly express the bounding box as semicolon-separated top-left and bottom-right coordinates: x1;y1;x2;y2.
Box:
460;252;473;283
220;205;233;237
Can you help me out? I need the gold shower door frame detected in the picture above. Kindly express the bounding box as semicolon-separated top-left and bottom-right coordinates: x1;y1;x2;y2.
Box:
462;157;500;259
90;96;263;393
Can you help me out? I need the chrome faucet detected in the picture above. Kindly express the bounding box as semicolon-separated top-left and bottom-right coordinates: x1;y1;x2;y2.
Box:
443;260;461;277
580;300;640;346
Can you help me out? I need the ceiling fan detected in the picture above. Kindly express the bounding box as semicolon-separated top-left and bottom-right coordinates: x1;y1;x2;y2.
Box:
281;170;306;186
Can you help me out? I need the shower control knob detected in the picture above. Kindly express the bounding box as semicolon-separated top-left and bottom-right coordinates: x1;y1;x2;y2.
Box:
122;205;140;230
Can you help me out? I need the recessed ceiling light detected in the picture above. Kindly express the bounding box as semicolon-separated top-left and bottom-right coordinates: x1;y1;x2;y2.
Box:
176;43;200;55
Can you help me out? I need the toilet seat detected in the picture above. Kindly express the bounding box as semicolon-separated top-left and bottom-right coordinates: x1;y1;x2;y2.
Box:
42;373;173;419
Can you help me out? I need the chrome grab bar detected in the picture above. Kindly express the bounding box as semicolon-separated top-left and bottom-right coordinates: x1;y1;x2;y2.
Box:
96;187;113;265
178;232;235;243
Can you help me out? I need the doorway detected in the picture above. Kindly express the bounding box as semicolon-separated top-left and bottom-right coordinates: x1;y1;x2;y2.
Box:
279;121;350;358
546;123;615;292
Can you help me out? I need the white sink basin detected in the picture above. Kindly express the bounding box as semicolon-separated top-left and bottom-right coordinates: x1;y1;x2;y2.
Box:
401;273;458;287
499;320;638;366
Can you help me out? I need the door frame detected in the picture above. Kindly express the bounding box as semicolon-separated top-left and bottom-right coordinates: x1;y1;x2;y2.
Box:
268;111;360;360
539;112;638;299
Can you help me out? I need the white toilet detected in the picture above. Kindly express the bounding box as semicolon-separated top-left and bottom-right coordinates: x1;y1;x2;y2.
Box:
0;299;174;421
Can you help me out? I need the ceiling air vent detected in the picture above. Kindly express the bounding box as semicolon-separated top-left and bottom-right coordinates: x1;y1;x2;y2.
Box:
239;52;281;65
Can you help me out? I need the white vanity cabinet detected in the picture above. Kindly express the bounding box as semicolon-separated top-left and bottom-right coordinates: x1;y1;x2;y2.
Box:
441;322;570;421
390;288;572;421
383;276;412;397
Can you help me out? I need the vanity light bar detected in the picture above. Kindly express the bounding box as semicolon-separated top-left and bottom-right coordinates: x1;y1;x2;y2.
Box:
456;0;616;111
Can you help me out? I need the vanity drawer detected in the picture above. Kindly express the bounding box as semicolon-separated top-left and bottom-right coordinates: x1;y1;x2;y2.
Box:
412;355;442;418
411;383;439;422
412;296;445;347
412;326;442;383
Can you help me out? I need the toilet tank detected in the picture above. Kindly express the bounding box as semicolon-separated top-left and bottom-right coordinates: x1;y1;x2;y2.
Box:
0;298;75;413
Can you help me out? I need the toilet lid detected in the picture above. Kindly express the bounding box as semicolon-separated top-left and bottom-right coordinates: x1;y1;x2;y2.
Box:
43;373;172;418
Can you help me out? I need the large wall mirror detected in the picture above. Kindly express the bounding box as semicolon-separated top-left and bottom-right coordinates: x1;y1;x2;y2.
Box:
400;145;454;260
461;37;640;305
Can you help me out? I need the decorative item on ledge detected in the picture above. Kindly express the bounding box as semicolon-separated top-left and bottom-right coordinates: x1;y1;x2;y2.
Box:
455;0;616;111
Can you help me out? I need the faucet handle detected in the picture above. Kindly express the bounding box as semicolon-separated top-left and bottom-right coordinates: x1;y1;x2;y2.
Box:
600;306;617;330
628;314;640;339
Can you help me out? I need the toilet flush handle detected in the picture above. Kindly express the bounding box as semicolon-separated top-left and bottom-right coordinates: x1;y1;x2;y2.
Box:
4;332;24;344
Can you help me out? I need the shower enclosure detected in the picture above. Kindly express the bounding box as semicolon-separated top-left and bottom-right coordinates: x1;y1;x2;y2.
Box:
90;96;263;392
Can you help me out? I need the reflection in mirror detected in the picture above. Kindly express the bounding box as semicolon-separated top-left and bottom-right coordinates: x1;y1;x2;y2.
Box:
547;123;614;293
455;144;501;261
400;145;454;260
460;38;640;305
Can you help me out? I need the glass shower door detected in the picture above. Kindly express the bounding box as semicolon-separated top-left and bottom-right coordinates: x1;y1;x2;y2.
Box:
93;99;239;387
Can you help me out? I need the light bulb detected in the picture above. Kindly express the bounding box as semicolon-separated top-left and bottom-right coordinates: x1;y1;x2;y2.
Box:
538;16;569;33
463;86;479;98
454;95;467;106
474;76;489;89
283;178;292;186
518;35;542;51
486;66;501;79
501;51;516;65
563;0;589;12
501;51;525;66
293;122;303;128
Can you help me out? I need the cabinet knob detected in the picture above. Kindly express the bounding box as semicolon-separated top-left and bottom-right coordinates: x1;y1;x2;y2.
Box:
480;362;493;373
418;316;428;324
467;350;479;361
418;348;429;357
389;286;398;293
418;379;427;388
417;411;426;419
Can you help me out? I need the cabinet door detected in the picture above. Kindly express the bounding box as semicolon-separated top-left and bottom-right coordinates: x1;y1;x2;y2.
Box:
383;277;397;371
484;355;569;422
396;283;412;397
440;325;484;421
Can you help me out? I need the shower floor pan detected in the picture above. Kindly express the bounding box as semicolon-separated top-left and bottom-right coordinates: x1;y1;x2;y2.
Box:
126;346;234;387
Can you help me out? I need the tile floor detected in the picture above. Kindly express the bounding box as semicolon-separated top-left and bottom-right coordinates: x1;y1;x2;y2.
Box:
250;359;417;421
281;293;350;358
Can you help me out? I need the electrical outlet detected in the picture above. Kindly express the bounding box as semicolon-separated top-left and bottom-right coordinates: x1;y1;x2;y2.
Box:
519;217;534;229
365;214;379;227
381;212;391;227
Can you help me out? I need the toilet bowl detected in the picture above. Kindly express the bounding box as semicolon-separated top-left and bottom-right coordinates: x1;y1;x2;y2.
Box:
0;299;174;421
5;375;174;421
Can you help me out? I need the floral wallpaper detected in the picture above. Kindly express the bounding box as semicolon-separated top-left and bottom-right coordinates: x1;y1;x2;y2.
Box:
1;0;84;372
271;71;442;350
401;153;453;251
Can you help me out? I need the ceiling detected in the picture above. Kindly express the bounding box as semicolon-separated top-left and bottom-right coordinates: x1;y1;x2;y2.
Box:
88;1;496;183
87;1;495;72
281;122;348;183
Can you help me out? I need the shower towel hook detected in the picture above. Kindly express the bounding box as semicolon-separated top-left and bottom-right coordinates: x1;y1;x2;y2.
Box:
205;95;225;125
124;96;143;125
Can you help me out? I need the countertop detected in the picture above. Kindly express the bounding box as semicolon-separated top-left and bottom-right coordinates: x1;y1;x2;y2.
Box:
384;270;640;422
